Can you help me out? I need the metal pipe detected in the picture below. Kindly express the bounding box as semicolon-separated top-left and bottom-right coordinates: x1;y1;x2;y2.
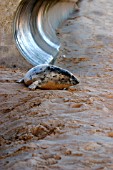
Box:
13;0;78;66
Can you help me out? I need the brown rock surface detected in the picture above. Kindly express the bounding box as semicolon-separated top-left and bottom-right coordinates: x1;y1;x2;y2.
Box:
1;0;113;169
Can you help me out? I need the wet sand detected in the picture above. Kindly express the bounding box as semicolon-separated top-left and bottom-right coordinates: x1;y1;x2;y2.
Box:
1;0;113;169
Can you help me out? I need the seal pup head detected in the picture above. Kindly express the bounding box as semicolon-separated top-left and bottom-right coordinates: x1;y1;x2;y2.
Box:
41;65;79;90
17;64;79;90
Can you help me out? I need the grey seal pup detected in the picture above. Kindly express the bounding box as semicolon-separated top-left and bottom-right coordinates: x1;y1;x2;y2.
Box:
17;64;79;90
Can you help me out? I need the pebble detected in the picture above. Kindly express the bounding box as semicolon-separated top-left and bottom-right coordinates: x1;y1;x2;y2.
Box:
54;154;61;160
64;149;72;155
46;158;58;165
84;142;101;151
108;132;113;138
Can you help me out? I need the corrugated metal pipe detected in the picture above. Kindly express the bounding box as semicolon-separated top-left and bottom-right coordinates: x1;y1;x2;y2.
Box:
13;0;79;65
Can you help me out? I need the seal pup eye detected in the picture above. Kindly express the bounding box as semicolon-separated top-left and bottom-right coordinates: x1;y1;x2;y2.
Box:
47;66;51;70
53;75;57;77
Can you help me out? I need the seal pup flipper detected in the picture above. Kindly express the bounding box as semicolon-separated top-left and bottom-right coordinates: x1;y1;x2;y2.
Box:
28;80;40;90
16;78;24;83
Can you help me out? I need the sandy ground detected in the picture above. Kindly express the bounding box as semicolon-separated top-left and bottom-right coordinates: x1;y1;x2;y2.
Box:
1;0;113;169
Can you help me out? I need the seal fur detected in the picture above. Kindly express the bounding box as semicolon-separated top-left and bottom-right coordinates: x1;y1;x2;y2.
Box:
17;64;79;90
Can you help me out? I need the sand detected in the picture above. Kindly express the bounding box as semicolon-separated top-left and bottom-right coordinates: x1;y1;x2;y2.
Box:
1;0;113;169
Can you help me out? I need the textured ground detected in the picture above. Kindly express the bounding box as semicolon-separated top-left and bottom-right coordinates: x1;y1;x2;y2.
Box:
1;0;113;169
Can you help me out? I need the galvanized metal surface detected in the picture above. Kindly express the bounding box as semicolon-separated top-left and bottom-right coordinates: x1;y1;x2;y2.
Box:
13;0;77;66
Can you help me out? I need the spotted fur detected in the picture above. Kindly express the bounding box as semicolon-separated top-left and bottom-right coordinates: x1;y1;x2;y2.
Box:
17;64;79;90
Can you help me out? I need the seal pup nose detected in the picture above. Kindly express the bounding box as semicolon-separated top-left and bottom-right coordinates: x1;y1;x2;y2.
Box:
71;75;79;85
